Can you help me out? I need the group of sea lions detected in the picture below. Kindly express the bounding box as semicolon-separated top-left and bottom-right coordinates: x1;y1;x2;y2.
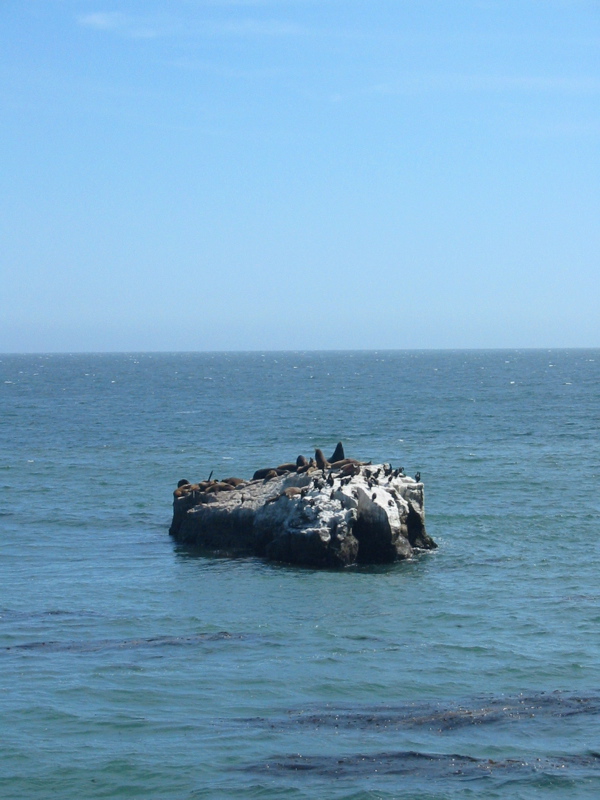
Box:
173;442;374;501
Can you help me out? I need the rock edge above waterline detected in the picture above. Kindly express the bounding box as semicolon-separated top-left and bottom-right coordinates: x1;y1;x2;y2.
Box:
169;455;436;568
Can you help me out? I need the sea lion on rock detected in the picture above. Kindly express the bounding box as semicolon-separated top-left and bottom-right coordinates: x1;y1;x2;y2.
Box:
339;462;360;477
205;482;236;494
315;449;329;471
222;477;245;487
265;486;303;505
330;458;362;469
276;462;298;472
329;442;345;462
174;482;200;498
296;455;308;467
177;479;190;488
253;467;275;480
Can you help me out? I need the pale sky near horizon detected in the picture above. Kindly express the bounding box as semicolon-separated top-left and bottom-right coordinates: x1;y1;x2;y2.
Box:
1;0;599;352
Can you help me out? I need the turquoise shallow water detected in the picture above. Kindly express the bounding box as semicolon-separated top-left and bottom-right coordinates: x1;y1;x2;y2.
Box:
1;350;599;799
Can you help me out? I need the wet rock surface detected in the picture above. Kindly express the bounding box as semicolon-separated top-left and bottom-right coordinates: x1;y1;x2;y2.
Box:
169;445;436;567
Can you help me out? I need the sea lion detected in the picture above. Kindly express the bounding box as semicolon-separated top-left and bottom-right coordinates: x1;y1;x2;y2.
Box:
177;479;190;488
265;486;303;505
276;462;298;472
263;470;278;480
222;477;245;487
315;449;329;471
174;482;200;498
205;482;236;494
329;458;361;469
339;462;360;477
253;467;275;480
329;442;345;462
296;455;308;467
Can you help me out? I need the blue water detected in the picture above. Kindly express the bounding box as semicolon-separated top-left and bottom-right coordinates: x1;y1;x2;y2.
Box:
1;350;599;799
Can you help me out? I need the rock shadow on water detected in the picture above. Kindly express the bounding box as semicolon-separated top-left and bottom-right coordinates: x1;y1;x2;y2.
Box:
174;541;435;578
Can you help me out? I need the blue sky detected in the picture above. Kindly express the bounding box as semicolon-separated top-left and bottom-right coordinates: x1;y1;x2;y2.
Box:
1;0;599;351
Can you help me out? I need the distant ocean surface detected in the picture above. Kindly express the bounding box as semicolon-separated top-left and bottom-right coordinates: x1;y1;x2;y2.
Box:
1;349;599;800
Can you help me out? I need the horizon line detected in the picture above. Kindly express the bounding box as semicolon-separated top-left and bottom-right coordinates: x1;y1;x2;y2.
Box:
2;346;599;357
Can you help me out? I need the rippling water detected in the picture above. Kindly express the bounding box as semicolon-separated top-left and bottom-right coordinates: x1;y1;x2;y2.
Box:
1;350;599;799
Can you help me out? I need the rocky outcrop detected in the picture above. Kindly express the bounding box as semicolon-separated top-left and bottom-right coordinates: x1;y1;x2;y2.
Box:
169;449;436;568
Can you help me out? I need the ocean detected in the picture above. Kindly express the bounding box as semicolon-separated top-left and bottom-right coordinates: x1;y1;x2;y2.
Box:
1;349;599;799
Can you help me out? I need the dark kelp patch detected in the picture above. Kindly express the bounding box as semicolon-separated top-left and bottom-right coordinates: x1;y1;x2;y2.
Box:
0;631;246;654
243;691;600;733
245;750;600;780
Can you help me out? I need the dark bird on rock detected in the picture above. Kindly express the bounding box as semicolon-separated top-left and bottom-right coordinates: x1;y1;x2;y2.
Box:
372;492;377;501
415;471;421;482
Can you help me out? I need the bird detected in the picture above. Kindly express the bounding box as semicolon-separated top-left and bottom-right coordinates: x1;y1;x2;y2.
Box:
415;471;421;482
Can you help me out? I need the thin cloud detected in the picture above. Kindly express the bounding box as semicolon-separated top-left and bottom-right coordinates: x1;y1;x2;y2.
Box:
78;12;127;31
77;10;310;39
201;18;308;35
372;72;600;95
77;12;175;39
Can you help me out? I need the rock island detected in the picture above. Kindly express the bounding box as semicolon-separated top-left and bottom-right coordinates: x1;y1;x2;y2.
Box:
169;443;436;568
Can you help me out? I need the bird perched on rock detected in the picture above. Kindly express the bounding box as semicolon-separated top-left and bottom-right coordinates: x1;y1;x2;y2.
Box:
415;471;421;482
